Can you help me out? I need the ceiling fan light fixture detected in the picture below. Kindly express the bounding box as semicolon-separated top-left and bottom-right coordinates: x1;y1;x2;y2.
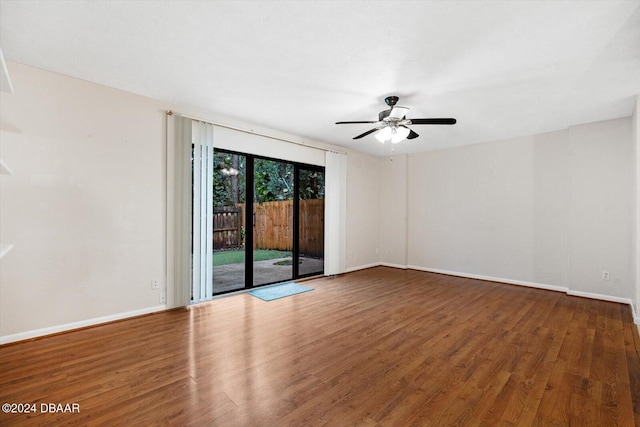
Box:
375;126;410;144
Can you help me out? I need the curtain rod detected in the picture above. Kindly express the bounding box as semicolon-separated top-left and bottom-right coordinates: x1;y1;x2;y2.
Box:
166;110;347;155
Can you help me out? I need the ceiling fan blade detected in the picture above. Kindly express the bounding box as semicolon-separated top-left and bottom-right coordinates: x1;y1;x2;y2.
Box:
335;121;378;124
408;118;457;125
353;128;379;139
389;106;410;120
406;128;419;139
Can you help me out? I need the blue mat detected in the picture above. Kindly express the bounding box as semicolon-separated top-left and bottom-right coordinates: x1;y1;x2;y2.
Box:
248;282;314;301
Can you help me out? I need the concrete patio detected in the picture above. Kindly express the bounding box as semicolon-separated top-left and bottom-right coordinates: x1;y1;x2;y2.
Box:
213;257;323;293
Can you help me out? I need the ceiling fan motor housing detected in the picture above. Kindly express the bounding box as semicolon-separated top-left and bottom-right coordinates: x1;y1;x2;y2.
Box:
385;96;399;107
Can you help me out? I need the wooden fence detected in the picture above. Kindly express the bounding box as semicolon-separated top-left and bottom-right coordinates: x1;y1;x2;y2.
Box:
213;199;324;257
213;206;243;249
297;199;324;257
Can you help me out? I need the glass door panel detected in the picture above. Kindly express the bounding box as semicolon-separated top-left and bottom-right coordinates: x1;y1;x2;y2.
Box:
298;168;325;276
212;151;246;294
253;159;294;286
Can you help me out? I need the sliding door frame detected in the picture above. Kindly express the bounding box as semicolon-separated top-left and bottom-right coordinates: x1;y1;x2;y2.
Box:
292;166;300;280
245;155;255;289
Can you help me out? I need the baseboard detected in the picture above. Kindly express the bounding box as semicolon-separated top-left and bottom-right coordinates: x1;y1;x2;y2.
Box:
372;263;640;331
345;262;410;273
345;263;630;305
344;262;381;273
408;265;570;293
566;290;633;306
0;304;167;345
405;265;640;322
631;302;639;325
360;264;639;320
379;262;409;270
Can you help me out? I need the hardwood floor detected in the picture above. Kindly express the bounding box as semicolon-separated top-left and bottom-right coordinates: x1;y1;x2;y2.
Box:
1;267;639;426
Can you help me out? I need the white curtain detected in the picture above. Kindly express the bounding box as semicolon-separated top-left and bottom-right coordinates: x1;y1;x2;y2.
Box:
170;115;192;307
191;121;215;303
324;151;347;275
170;116;215;306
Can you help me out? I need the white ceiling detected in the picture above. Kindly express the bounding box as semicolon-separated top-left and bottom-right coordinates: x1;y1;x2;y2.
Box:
1;1;639;157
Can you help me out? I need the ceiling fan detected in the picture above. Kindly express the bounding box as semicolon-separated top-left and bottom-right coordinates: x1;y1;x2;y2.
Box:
335;96;456;144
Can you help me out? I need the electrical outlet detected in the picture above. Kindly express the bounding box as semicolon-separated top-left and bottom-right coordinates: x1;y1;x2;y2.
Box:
160;292;166;304
152;279;159;290
602;271;610;281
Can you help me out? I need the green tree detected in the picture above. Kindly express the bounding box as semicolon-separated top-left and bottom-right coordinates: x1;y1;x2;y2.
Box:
213;152;245;207
254;159;293;203
299;170;324;200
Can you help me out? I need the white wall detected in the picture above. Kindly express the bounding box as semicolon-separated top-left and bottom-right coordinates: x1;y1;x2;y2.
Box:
566;119;634;299
408;135;537;281
0;63;167;341
407;118;635;304
345;151;380;271
378;154;408;268
0;63;373;342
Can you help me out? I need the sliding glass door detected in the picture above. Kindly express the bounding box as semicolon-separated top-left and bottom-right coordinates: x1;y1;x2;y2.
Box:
212;152;247;294
297;167;324;277
253;158;294;287
211;149;324;295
